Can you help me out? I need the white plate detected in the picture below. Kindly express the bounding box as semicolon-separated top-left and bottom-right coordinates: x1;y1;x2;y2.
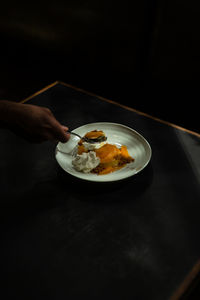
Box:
55;122;152;182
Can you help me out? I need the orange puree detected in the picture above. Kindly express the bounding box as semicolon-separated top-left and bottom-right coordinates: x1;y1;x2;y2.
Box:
93;144;134;175
95;144;120;163
77;144;87;155
76;130;134;175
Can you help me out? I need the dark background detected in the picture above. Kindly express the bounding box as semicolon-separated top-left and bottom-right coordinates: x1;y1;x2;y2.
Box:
0;0;199;132
1;2;200;298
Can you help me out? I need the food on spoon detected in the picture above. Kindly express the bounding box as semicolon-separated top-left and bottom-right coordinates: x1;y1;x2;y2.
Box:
78;130;107;152
72;130;134;175
79;130;107;144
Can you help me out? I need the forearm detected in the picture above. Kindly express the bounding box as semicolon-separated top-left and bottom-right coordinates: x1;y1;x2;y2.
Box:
0;100;23;126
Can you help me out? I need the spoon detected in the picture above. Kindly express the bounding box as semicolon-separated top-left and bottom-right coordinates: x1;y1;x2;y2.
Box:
68;131;107;144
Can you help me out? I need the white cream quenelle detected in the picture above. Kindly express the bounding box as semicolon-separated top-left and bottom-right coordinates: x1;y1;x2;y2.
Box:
72;151;100;173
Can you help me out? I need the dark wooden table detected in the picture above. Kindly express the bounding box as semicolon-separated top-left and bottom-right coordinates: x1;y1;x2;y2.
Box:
1;82;200;300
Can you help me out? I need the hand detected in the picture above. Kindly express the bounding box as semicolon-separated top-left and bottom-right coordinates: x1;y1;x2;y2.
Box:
16;104;70;143
0;101;70;143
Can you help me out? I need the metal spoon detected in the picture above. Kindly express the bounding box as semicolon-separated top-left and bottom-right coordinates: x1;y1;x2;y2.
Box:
68;131;107;144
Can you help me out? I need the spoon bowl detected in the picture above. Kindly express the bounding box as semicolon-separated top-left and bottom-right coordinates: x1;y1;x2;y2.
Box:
68;131;107;144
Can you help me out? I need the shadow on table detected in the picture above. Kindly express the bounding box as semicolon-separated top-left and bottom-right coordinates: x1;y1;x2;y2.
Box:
0;163;153;231
57;163;154;204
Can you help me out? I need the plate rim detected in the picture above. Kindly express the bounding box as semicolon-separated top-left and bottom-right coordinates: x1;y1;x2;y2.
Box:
55;122;152;182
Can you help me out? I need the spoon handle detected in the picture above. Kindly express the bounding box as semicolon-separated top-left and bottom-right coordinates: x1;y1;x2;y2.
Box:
68;131;82;140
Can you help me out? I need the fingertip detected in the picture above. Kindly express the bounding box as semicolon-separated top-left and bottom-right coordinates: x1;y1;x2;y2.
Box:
51;122;70;143
65;132;71;141
62;125;69;131
60;132;70;143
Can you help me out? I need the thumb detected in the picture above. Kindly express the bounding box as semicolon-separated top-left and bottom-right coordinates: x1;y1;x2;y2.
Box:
51;122;70;143
61;125;69;132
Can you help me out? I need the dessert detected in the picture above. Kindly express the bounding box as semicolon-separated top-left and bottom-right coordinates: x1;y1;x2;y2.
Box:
72;130;134;175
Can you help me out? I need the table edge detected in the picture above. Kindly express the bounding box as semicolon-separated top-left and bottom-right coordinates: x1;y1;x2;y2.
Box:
20;80;200;299
21;80;200;138
169;260;200;300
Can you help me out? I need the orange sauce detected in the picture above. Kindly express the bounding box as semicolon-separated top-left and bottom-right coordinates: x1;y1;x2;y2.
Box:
77;144;87;155
93;144;134;175
76;130;134;175
95;144;120;163
77;142;134;175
